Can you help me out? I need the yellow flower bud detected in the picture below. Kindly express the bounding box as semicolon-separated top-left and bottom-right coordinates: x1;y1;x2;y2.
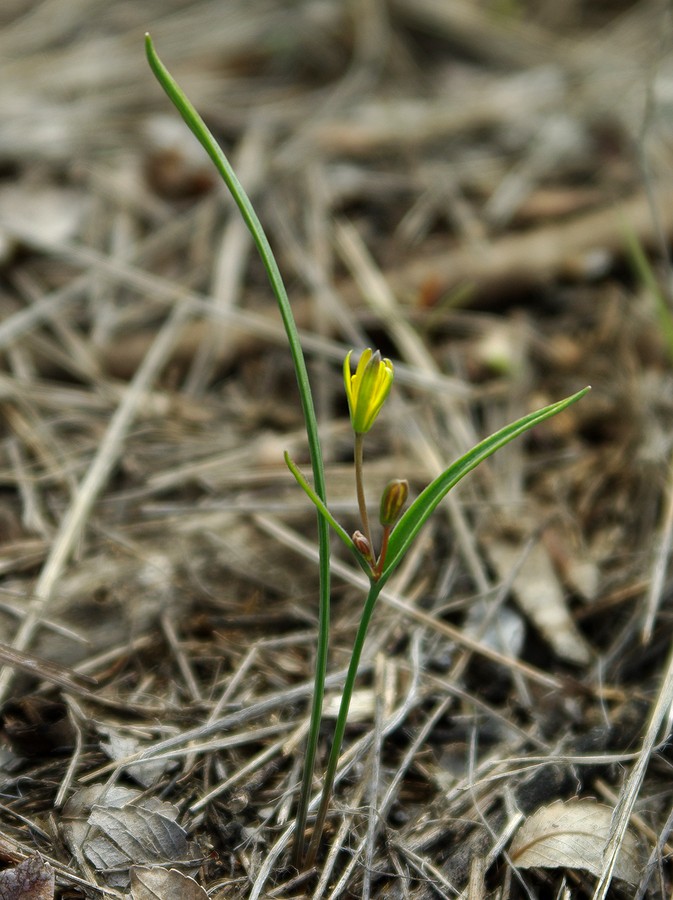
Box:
343;349;394;434
379;479;409;527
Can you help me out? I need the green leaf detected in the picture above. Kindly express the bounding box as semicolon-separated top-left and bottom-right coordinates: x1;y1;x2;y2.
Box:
145;35;331;866
285;455;350;548
284;453;373;577
622;220;673;366
380;387;590;586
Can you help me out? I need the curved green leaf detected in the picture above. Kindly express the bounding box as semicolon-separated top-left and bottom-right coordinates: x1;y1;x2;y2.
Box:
145;35;331;867
284;453;372;577
380;387;590;586
285;455;350;548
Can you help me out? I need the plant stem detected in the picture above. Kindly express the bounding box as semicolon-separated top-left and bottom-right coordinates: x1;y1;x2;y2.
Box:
374;525;391;580
354;432;373;555
305;578;383;867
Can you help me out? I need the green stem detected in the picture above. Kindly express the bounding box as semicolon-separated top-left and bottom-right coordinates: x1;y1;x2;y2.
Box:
305;578;383;867
354;432;373;555
144;36;329;870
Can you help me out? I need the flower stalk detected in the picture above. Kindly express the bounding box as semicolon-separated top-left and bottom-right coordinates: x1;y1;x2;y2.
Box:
354;432;372;557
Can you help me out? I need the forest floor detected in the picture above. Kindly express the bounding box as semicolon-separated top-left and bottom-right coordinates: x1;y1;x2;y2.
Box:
0;1;673;897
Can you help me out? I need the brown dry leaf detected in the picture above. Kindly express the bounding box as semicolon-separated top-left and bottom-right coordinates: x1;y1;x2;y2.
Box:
509;799;643;885
0;183;88;261
130;866;208;900
484;532;591;665
322;688;376;723
542;523;599;603
0;857;54;900
98;725;175;788
62;785;199;888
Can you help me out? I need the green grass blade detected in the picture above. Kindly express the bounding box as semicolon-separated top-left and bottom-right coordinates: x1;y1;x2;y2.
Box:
144;36;319;456
380;387;590;586
145;34;330;867
622;221;673;365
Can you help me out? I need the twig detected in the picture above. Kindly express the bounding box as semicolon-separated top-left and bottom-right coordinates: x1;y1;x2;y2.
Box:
642;449;673;643
592;639;673;899
361;654;387;900
0;301;192;702
311;777;368;900
160;611;201;703
54;696;86;808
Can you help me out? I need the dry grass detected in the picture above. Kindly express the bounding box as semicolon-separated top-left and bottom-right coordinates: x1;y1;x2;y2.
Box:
0;1;673;897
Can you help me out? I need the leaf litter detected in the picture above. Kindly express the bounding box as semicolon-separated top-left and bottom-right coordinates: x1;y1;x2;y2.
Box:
0;1;672;898
130;866;208;900
510;798;644;885
0;857;54;900
61;785;200;889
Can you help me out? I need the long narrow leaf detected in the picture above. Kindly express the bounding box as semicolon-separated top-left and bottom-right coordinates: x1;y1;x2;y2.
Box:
380;387;590;586
144;36;322;478
145;35;331;866
285;454;358;551
284;454;373;577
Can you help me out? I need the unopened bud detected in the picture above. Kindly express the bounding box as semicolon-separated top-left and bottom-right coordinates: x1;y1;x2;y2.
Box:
352;530;372;559
379;479;409;527
343;349;394;434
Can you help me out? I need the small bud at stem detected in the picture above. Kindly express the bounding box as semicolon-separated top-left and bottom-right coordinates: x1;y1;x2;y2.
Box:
352;530;373;561
379;479;409;527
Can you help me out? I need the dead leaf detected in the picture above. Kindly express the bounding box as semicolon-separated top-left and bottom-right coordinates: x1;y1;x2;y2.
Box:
131;866;208;900
509;798;643;885
0;857;54;900
0;183;88;261
323;689;375;722
463;601;525;659
62;785;199;888
484;531;591;665
98;725;175;788
542;523;599;602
